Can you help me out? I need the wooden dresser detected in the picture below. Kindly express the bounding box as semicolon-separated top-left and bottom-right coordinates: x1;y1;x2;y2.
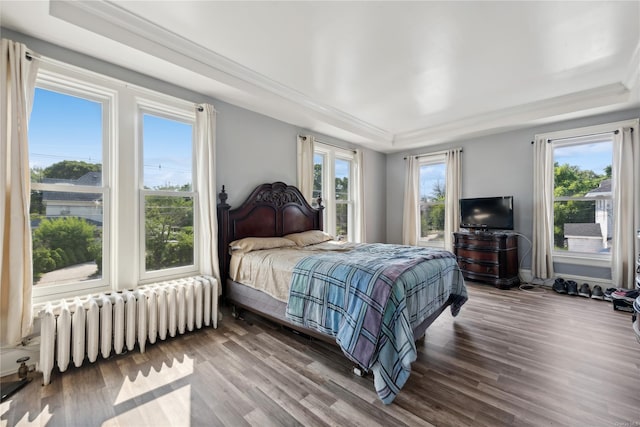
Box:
453;232;519;289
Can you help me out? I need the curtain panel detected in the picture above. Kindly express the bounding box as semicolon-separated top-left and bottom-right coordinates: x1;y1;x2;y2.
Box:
195;103;221;293
1;39;40;346
611;126;639;289
296;135;314;204
402;156;419;246
354;149;365;243
444;148;462;252
531;137;555;280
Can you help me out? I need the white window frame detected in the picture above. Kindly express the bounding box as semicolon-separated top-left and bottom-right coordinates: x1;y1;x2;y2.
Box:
31;58;199;303
314;142;358;241
417;154;447;249
31;67;115;302
539;119;635;268
137;102;198;282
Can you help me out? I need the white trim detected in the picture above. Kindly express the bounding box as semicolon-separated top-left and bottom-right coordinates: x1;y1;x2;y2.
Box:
535;118;639;142
552;253;611;269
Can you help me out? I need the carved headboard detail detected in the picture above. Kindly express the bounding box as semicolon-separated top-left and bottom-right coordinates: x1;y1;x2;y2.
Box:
217;182;323;296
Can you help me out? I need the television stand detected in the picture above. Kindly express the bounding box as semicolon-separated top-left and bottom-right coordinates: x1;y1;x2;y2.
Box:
453;231;519;289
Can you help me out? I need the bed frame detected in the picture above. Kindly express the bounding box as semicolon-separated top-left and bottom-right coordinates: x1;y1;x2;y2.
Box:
217;181;456;344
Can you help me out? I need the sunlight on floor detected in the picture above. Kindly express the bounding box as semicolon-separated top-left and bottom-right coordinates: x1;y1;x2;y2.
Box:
106;355;194;426
0;403;53;426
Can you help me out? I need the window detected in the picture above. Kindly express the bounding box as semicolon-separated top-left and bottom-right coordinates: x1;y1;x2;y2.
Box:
552;134;613;259
140;110;196;280
418;155;446;247
313;143;358;241
29;83;111;297
29;60;197;302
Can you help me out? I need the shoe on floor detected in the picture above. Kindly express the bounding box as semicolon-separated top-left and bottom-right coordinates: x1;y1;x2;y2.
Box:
566;280;579;296
604;287;619;301
578;283;591;298
552;278;567;294
591;285;605;300
610;288;640;303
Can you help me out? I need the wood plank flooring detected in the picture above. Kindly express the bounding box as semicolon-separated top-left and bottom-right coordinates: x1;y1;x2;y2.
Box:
2;282;639;427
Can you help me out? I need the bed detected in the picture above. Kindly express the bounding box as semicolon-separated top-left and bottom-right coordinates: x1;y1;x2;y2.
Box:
217;182;468;404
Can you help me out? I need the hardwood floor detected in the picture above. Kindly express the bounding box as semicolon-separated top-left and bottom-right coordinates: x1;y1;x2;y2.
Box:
2;282;639;427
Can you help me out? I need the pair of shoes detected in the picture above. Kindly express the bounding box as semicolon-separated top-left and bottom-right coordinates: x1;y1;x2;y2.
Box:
578;283;591;298
552;278;567;294
610;288;640;303
566;280;579;296
604;287;619;301
591;285;605;300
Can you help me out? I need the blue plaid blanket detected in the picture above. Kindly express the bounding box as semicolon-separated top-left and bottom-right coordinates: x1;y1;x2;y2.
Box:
285;243;467;404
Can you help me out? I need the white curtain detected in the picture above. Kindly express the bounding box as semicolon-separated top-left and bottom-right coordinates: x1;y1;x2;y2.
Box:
296;134;314;204
611;126;639;289
354;149;365;243
444;148;462;252
531;137;555;280
195;103;221;294
402;156;419;245
1;39;39;346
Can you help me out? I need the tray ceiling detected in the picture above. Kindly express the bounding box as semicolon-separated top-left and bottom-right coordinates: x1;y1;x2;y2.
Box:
1;1;639;152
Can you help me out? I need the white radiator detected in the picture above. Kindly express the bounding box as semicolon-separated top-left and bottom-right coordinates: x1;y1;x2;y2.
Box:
38;275;218;385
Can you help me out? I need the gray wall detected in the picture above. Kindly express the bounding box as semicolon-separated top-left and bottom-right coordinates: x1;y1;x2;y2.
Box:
3;28;387;243
387;108;639;279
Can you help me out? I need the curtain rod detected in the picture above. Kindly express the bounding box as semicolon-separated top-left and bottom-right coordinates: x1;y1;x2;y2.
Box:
403;148;463;160
299;135;357;153
530;128;631;144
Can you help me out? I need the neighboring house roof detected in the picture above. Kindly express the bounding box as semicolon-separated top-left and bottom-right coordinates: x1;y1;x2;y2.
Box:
564;223;602;237
585;178;611;196
42;172;102;202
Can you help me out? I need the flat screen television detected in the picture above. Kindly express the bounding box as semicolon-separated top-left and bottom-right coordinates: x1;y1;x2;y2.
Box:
459;196;514;230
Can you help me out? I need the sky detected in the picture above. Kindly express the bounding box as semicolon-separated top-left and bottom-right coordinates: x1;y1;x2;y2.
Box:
29;88;192;189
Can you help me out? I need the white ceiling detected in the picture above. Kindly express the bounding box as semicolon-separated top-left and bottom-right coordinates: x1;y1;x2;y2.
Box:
2;1;639;152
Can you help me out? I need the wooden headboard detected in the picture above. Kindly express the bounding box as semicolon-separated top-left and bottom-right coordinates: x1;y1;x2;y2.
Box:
217;182;323;294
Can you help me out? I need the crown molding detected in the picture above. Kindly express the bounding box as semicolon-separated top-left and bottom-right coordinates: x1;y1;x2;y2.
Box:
391;82;633;151
49;0;394;144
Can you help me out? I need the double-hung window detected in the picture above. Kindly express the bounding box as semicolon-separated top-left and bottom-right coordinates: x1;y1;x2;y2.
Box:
29;59;198;302
418;154;447;248
29;70;113;299
552;133;613;264
312;143;358;241
139;106;197;281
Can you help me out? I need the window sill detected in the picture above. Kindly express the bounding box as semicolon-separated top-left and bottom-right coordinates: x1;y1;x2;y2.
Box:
553;252;611;268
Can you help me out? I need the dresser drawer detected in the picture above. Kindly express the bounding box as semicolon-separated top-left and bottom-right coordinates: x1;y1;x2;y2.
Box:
456;248;499;262
457;259;499;278
456;236;502;249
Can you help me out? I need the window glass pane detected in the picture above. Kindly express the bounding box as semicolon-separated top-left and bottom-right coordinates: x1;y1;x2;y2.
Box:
29;88;104;287
554;141;612;197
335;158;350;200
31;191;103;286
313;153;324;205
29;88;102;183
144;195;194;271
419;162;446;243
336;202;349;238
553;140;612;254
143;114;193;191
420;203;445;242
